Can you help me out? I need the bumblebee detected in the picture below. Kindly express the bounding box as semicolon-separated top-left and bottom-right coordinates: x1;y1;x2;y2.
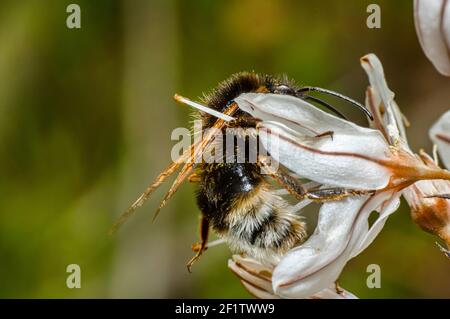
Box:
111;72;372;271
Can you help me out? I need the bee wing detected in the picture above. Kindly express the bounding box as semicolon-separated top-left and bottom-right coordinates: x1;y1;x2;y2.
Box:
234;93;392;190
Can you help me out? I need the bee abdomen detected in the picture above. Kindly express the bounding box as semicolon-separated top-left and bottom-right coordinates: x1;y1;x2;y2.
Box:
249;212;303;250
225;189;306;262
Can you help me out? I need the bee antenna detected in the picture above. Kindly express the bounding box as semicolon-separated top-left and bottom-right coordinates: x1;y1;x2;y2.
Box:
296;86;374;120
174;94;235;122
300;94;348;120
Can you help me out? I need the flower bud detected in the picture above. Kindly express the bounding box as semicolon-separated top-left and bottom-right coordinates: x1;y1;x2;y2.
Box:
403;154;450;255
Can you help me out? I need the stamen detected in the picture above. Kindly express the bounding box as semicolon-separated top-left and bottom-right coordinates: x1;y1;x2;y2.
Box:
432;144;440;165
174;94;235;122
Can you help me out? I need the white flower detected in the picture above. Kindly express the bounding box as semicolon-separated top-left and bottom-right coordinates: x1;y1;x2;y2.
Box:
363;54;450;256
361;54;450;256
230;53;450;298
414;0;450;76
235;65;450;194
237;93;392;190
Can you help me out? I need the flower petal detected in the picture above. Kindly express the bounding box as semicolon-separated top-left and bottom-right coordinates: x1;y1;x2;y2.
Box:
352;193;400;257
430;110;450;169
236;93;379;136
272;192;399;298
361;54;410;148
228;255;358;299
256;119;391;189
228;255;274;294
414;0;450;76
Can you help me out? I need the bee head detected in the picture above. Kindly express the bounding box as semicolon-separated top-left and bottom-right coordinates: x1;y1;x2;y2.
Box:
201;72;295;128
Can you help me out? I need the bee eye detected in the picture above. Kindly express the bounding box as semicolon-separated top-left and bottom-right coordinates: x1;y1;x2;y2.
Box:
275;85;294;95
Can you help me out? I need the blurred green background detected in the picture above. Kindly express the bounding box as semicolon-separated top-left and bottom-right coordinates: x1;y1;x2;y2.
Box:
0;0;449;298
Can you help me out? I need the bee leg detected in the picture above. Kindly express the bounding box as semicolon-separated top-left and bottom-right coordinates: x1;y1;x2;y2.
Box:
306;188;374;201
268;169;309;201
259;158;373;201
188;173;201;183
314;130;334;140
186;216;210;273
425;194;450;199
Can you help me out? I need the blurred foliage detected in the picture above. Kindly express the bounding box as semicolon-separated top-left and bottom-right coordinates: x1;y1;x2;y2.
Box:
0;0;449;298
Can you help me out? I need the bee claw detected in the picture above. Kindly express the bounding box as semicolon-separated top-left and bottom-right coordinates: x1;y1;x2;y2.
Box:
186;254;201;273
